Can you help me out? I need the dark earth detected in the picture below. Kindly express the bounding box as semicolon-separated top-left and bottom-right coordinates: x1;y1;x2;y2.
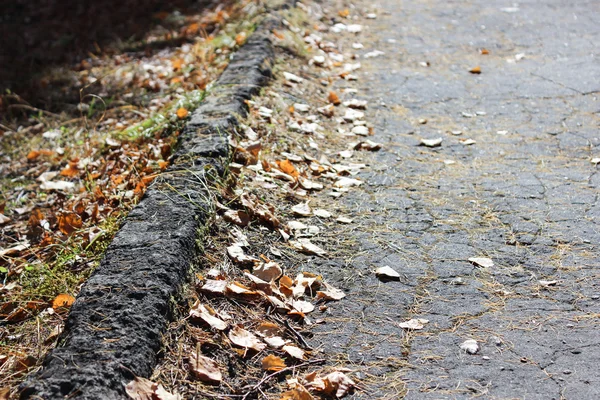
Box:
309;0;600;399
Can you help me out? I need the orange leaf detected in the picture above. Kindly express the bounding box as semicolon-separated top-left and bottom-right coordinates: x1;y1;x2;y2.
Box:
276;159;299;178
27;150;40;160
262;354;286;371
58;212;83;235
60;163;79;178
172;59;183;71
338;9;350;18
328;91;341;105
480;48;490;55
158;160;169;170
469;66;482;74
235;32;247;46
176;108;189;119
52;293;75;309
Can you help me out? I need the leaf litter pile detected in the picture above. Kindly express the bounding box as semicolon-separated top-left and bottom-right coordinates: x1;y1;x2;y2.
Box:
0;0;265;395
148;2;388;399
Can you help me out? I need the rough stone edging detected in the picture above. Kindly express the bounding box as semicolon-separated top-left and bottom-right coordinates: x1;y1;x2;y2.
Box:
19;17;278;400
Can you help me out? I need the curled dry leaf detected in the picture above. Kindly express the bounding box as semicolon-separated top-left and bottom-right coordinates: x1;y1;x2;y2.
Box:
375;266;400;280
227;245;258;265
316;282;346;301
189;352;222;384
420;138;443;148
290;239;327;256
57;212;83;235
201;279;227;295
468;257;494;268
398;318;429;330
0;213;11;225
262;354;286;371
328;91;341;105
256;321;281;337
280;385;314;400
277;159;300;178
282;345;305;360
223;209;250;227
228;326;267;352
333;177;362;188
253;261;283;282
292;202;312;217
307;371;355;398
264;336;287;348
469;66;482;74
292;299;315;314
313;209;332;218
125;376;182;400
460;339;480;354
189;302;227;331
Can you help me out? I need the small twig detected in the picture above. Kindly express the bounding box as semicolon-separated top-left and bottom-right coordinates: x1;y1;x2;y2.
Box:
241;359;325;400
270;314;313;350
7;104;60;118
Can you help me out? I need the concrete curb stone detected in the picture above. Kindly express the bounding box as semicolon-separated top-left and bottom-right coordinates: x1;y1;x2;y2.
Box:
19;14;280;400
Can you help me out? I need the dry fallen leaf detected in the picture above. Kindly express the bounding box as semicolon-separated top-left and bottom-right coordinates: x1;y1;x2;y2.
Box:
316;282;346;301
375;266;400;280
460;339;479;354
280;385;314;400
469;66;482;74
291;299;315;314
189;302;228;331
468;257;494;268
190;351;222;383
290;239;327;256
328;91;341;105
292;202;312;217
277;159;299;178
223;210;250;227
282;345;305;360
125;376;182;400
201;279;228;295
57;212;83;235
321;371;355;398
228;326;267;352
227;245;258;265
253;261;283;282
420;138;443;148
398;318;429;330
262;354;287;371
52;293;75;309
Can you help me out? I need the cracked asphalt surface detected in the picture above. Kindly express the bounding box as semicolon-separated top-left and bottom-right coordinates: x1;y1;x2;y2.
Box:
310;0;600;398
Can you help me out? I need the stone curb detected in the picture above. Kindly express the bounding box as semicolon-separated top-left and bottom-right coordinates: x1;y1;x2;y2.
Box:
20;17;278;400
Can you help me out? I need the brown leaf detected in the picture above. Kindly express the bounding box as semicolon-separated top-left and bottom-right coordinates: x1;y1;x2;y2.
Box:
189;301;227;330
276;159;299;179
0;213;11;225
223;209;250;227
328;91;341;105
58;212;83;235
253;261;283;282
316;282;346;301
190;351;222;383
262;354;286;371
469;66;481;74
125;376;181;400
480;48;490;55
60;163;79;178
52;293;75;309
280;386;314;400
